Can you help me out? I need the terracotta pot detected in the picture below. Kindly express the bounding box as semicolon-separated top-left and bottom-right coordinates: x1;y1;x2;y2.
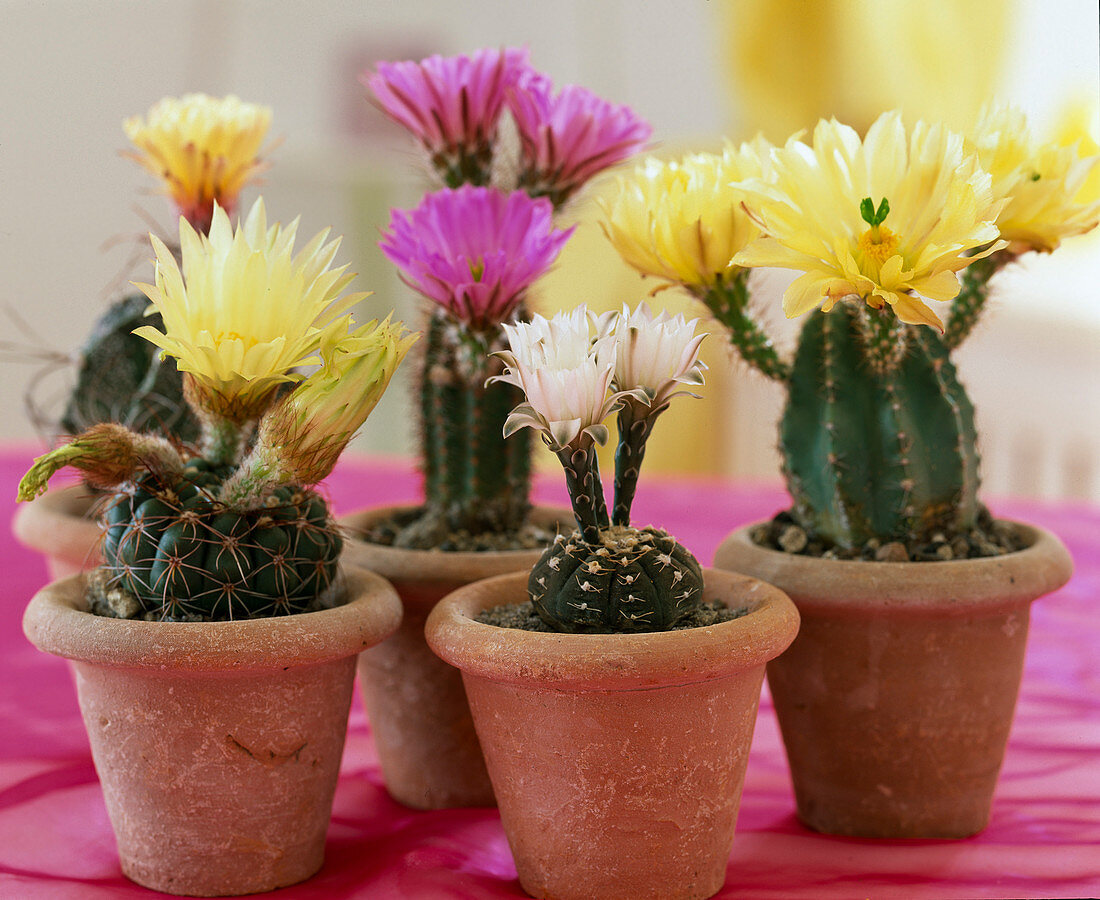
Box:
426;568;799;900
339;504;570;810
714;521;1073;839
23;564;402;896
12;483;102;580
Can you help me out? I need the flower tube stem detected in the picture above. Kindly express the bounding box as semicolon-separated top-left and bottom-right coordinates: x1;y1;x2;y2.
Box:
199;412;250;467
612;399;655;527
944;252;1009;350
700;271;790;382
556;441;607;544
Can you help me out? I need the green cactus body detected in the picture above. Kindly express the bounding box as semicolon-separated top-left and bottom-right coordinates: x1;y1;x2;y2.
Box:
528;526;704;633
101;458;342;620
62;294;200;443
781;304;980;548
405;311;531;545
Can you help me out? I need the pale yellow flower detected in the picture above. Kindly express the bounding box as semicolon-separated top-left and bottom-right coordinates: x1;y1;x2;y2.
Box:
134;197;367;422
124;94;272;231
732;112;1006;331
599;141;770;290
254;316;418;485
968;104;1100;254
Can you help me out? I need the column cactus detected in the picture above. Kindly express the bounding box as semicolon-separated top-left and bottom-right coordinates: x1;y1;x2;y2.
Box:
601;109;1100;552
493;305;708;634
365;47;651;548
19;198;415;621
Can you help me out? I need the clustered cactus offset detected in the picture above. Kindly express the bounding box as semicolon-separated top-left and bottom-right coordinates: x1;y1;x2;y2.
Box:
366;47;650;547
494;304;707;633
602;108;1100;553
19;199;415;620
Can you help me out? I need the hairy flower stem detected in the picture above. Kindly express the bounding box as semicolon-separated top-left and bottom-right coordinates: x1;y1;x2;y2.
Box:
944;252;1010;350
218;447;281;510
200;415;251;467
612;401;655;527
557;442;608;544
699;271;790;382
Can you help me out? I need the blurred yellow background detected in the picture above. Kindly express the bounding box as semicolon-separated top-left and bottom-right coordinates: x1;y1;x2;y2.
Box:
2;0;1097;498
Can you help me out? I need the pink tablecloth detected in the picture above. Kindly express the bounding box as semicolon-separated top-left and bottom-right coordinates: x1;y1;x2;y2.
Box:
1;450;1097;899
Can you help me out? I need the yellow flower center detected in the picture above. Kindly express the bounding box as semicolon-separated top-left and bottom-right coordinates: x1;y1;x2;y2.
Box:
215;330;259;349
858;225;900;265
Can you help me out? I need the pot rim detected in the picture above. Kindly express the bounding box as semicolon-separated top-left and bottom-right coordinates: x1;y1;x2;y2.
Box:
715;519;1073;615
22;563;402;672
425;567;800;691
337;503;573;582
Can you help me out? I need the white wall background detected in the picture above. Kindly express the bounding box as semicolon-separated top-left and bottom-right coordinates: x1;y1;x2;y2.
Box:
1;0;1097;497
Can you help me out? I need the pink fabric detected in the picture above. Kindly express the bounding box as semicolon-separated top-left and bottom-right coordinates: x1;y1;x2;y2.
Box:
1;448;1097;899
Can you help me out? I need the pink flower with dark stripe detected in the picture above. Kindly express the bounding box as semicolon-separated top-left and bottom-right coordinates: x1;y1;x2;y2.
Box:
508;71;652;207
363;47;529;186
379;186;574;329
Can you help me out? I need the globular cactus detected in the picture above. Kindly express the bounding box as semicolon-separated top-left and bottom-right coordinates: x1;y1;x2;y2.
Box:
98;458;341;620
529;526;704;633
61;295;200;443
780;305;979;549
400;311;531;545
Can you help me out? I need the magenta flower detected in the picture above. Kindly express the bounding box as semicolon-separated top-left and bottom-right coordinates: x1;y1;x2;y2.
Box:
363;47;529;187
507;71;652;207
379;186;574;330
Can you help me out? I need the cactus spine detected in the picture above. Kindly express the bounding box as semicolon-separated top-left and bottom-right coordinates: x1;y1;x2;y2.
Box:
100;459;342;620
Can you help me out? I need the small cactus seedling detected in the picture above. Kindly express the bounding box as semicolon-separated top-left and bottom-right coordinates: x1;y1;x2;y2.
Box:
19;199;415;621
601;109;1100;552
367;47;650;547
494;304;708;633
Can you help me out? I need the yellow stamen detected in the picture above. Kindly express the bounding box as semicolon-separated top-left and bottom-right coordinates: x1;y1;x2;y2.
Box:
858;226;900;266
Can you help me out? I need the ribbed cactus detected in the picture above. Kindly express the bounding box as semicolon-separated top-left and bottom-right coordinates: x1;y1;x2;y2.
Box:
400;311;531;546
529;526;704;633
61;295;199;443
100;458;341;620
780;305;979;549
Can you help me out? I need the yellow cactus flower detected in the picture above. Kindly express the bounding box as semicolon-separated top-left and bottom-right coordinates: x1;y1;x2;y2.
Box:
733;112;1006;331
134;197;367;423
968;105;1100;254
124;93;272;232
599;141;770;291
254;316;418;485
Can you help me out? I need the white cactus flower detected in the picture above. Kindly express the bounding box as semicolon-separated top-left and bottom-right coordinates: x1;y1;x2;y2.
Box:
493;308;630;451
598;302;708;411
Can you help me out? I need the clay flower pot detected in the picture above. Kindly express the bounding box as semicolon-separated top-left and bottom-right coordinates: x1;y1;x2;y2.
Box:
339;504;569;809
23;564;402;897
714;520;1073;839
425;568;799;900
12;483;102;579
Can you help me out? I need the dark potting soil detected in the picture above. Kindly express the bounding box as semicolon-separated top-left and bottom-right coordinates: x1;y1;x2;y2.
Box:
476;599;749;633
357;505;562;552
750;505;1029;562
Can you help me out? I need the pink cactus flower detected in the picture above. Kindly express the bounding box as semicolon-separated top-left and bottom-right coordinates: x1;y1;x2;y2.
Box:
507;71;652;206
379;185;574;329
363;47;529;186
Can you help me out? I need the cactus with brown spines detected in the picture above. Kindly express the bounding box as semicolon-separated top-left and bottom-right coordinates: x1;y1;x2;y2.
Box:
19;198;415;622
